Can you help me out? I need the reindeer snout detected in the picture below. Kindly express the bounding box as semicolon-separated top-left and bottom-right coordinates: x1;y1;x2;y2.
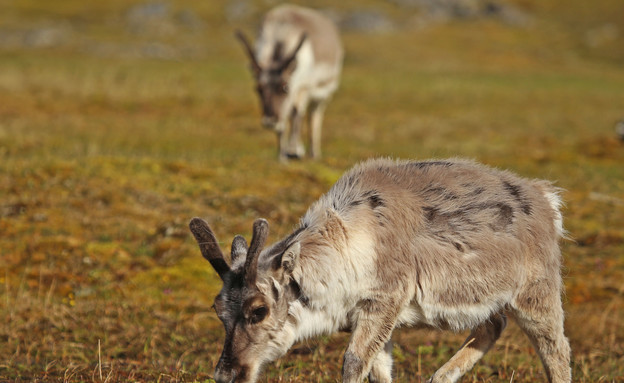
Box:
214;368;234;383
214;356;236;383
261;115;277;129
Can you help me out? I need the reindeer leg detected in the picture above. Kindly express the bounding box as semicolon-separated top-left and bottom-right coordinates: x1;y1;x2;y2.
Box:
342;299;400;383
286;106;305;159
276;129;288;162
512;279;571;383
428;313;507;383
307;100;326;159
368;339;393;383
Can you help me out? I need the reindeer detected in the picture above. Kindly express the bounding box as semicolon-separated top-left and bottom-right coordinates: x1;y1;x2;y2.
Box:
616;119;624;141
236;4;343;161
189;158;571;383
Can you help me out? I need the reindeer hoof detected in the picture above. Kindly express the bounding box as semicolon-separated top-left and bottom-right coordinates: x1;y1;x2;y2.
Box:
285;152;303;160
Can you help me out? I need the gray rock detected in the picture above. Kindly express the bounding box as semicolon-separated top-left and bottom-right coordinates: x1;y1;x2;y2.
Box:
23;24;71;47
341;10;396;33
176;9;204;31
482;1;532;27
126;1;169;23
225;0;256;22
394;0;532;28
124;2;205;36
0;22;73;49
585;24;619;48
125;1;176;36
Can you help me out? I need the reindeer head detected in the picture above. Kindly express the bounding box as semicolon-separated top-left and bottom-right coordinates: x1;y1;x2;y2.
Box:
189;218;303;383
235;30;307;131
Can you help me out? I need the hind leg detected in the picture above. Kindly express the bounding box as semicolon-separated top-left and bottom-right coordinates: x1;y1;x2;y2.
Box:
428;313;507;383
513;281;571;382
368;340;393;383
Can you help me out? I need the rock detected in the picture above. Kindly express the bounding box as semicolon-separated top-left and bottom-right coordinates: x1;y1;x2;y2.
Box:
0;22;72;49
126;1;169;23
176;9;204;31
225;0;256;22
340;10;396;33
585;24;619;48
482;1;532;27
124;2;205;36
392;0;532;28
24;24;72;47
125;1;176;37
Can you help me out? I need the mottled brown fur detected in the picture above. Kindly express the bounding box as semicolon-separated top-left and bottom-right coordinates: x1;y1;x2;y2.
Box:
190;158;571;383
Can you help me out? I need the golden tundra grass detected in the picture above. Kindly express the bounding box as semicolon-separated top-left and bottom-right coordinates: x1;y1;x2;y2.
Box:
0;1;623;382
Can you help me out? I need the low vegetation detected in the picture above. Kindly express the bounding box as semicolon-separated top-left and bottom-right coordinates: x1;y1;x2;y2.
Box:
1;0;623;381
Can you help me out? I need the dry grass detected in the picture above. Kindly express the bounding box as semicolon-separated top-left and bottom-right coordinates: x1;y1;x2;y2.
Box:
1;1;624;382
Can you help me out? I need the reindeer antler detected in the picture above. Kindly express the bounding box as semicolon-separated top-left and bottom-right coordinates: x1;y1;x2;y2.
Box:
279;33;307;72
189;218;231;280
230;235;248;265
235;30;261;75
244;218;269;288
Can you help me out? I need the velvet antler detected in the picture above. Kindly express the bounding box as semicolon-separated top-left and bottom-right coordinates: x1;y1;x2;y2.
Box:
189;218;230;279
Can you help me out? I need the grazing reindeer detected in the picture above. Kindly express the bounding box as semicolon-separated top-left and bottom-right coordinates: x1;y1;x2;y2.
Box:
616;119;624;141
189;158;571;383
236;4;343;161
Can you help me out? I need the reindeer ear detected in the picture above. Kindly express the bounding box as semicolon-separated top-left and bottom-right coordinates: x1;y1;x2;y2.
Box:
281;242;300;274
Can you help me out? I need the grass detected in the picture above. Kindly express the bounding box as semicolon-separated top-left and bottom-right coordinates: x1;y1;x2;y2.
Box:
1;0;624;382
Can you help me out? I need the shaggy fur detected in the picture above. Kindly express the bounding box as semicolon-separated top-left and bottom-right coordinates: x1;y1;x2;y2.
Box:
190;158;571;383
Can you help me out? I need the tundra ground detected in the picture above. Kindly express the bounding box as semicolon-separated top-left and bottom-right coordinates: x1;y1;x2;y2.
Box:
1;1;623;382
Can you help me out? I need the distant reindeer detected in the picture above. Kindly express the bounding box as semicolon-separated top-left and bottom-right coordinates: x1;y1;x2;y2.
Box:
190;158;571;383
236;4;343;161
616;119;624;141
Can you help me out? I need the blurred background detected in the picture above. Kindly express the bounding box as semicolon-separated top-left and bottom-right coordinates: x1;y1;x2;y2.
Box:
0;0;623;381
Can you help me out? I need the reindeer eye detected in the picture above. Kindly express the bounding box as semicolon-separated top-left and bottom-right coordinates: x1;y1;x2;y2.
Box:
272;82;288;94
249;306;268;324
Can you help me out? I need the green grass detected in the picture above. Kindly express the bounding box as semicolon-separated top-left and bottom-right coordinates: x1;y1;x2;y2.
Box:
1;1;624;382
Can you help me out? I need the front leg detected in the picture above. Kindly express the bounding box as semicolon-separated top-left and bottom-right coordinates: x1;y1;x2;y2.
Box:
342;299;400;383
368;339;394;383
276;129;289;162
307;100;327;159
286;106;305;158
